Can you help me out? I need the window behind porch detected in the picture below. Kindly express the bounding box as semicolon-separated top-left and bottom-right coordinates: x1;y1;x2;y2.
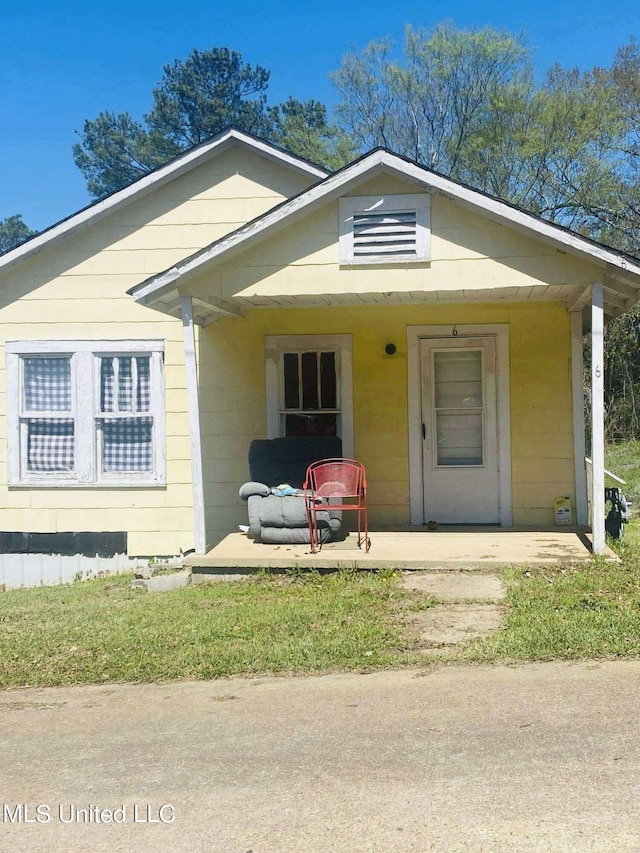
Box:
280;349;340;437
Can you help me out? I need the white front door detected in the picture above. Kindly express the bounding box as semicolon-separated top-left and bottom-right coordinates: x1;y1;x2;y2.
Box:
420;336;500;524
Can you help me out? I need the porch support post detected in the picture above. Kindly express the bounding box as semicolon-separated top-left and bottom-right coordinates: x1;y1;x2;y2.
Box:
570;311;588;525
181;296;207;555
591;284;605;554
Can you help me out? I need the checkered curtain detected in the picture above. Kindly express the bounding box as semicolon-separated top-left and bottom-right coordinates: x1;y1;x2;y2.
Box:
23;358;75;473
136;358;150;411
102;418;153;472
99;356;152;472
27;419;75;472
24;357;71;411
100;356;150;413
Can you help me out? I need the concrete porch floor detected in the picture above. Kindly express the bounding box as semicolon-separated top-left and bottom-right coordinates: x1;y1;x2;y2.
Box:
186;527;615;572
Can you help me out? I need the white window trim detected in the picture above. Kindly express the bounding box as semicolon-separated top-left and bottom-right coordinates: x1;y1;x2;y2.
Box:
339;193;431;265
265;334;353;458
6;340;166;488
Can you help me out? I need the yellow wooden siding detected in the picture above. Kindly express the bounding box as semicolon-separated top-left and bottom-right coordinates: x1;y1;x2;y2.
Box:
186;192;599;302
343;174;425;197
0;146;312;555
0;156;593;550
200;301;575;541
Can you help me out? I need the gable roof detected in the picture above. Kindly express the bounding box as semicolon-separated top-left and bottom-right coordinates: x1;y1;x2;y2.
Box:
130;147;640;320
0;129;328;275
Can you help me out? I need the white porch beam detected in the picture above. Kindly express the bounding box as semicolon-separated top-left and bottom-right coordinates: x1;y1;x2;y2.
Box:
160;296;184;317
591;284;606;554
181;296;207;555
192;296;244;318
567;285;592;313
570;312;588;525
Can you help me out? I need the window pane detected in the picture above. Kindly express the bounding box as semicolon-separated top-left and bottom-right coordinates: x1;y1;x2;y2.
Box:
320;352;337;409
100;357;115;412
101;355;151;413
24;358;71;412
136;357;151;412
283;353;299;409
101;417;153;472
434;350;483;409
284;413;337;437
301;352;319;409
117;358;133;412
27;418;74;472
436;412;483;466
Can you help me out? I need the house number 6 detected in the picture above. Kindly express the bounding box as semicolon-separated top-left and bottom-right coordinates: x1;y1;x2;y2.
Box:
452;325;458;337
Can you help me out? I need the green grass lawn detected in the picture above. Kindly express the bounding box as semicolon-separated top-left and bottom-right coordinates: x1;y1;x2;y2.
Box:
0;570;409;688
461;557;640;662
457;519;640;663
4;544;640;687
449;441;640;664
606;440;640;503
5;450;640;687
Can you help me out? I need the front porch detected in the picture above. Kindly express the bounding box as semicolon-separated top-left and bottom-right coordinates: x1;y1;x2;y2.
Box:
186;527;615;573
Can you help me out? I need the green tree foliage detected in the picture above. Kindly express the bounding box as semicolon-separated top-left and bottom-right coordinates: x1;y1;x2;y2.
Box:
146;47;271;150
332;25;532;175
603;308;640;440
0;214;36;254
518;66;621;231
267;98;357;171
600;39;640;252
74;47;352;198
73;112;167;199
332;24;627;237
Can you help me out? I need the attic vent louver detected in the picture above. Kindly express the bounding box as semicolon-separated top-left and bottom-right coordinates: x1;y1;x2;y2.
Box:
353;211;417;258
339;193;431;265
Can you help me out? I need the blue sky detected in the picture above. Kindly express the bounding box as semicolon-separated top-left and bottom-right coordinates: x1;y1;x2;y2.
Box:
2;0;639;231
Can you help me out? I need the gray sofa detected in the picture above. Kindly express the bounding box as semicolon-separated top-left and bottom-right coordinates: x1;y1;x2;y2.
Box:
239;436;343;545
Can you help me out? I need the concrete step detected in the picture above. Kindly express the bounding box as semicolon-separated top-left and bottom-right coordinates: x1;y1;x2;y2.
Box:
401;570;505;602
402;569;506;654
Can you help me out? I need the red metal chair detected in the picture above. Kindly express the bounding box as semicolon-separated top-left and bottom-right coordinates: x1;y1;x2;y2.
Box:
304;458;370;554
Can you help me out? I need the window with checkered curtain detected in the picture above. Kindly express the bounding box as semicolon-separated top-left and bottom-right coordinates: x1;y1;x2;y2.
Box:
23;357;74;473
9;343;165;485
98;356;153;472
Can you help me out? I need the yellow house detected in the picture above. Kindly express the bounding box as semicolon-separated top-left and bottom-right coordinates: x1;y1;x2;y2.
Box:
1;129;639;585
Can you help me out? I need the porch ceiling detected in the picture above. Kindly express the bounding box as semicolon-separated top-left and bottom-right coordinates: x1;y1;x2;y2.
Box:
147;280;634;326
